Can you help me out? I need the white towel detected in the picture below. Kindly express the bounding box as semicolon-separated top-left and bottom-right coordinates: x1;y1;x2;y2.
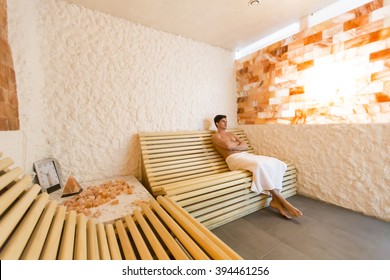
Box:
226;152;287;195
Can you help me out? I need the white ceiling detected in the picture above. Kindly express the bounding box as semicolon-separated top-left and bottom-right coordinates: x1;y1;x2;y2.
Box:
63;0;341;51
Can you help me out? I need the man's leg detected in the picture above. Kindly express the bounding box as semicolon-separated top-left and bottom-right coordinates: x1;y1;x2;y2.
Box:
269;189;302;219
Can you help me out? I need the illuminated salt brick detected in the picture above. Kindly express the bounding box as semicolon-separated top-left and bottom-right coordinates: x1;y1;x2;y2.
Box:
370;48;390;62
243;82;260;91
289;54;306;64
357;21;385;39
379;101;390;112
312;46;331;58
237;97;248;104
365;103;381;113
303;51;314;61
369;27;390;43
289;95;307;103
304;32;323;45
281;109;295;118
345;48;364;61
331;42;344;55
358;41;386;57
342;50;370;67
353;104;368;114
269;97;282;105
265;63;276;73
345;34;370;49
329;106;354;115
275;89;289;97
286;71;300;82
359;80;384;94
288;38;305;51
275;60;289;70
266;41;282;53
368;93;378;103
279;103;290;110
375;92;390;102
237;90;248;97
355;76;372;89
371;70;390;81
333;30;356;43
314;54;334;66
297;60;314;71
281;36;295;47
368;60;385;74
289;86;305;95
257;112;274;119
274;76;289;84
293;47;310;59
371;5;390;22
372;112;390;122
336;11;356;24
256;118;276;124
236;0;389;125
356;94;371;104
344;15;370;32
276;119;291;124
243;60;253;68
323;24;344;39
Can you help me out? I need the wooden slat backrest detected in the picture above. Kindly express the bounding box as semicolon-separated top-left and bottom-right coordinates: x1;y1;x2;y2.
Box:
139;129;298;230
139;129;254;195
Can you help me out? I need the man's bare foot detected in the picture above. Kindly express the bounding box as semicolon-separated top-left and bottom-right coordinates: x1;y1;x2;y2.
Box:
270;199;291;219
270;196;303;219
269;190;303;218
280;199;302;218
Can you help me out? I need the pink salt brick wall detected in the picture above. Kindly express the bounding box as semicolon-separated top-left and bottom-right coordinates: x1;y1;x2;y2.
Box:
0;0;19;130
236;0;390;124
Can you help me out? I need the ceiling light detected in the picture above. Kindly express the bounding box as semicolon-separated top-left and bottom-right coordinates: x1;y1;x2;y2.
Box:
248;0;260;7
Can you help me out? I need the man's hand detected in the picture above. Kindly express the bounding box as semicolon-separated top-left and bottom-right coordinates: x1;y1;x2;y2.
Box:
232;140;248;151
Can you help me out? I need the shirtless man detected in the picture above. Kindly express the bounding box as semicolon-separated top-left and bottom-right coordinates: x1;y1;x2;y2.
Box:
211;115;302;219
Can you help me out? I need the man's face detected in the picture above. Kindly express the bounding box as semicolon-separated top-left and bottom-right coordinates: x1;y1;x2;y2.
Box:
217;118;227;129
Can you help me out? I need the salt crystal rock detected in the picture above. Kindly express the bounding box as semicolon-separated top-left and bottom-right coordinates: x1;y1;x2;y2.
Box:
62;176;82;197
111;199;119;205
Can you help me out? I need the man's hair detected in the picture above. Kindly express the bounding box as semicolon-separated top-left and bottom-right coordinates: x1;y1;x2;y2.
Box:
214;115;226;126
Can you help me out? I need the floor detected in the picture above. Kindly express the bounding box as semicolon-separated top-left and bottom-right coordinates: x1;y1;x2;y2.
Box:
211;195;390;260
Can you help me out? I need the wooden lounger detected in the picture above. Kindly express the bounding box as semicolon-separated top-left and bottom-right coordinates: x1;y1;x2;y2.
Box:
0;152;241;260
139;129;298;230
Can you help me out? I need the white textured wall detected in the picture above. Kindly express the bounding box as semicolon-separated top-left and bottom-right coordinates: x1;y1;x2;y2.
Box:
241;124;390;221
2;0;236;184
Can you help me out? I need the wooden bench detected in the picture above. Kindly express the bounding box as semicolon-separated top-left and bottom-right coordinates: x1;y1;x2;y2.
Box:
0;152;241;260
139;129;298;230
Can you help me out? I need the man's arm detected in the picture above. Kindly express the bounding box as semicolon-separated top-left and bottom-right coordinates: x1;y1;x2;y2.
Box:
231;134;249;151
212;133;248;151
